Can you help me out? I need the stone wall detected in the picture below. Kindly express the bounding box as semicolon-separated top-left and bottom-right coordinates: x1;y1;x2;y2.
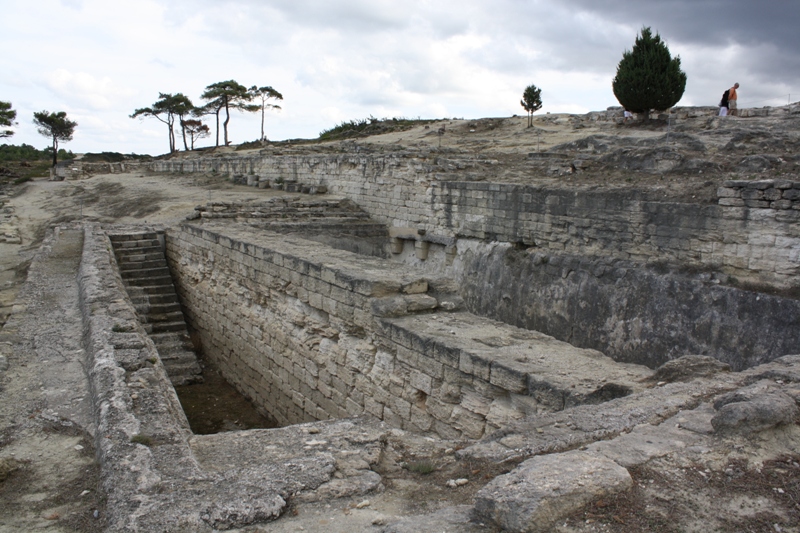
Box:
718;178;800;210
455;243;800;371
166;223;651;438
56;160;145;179
152;155;800;289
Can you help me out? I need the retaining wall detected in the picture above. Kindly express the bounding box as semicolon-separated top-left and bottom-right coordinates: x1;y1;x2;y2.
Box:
166;223;651;438
456;243;800;370
152;154;800;289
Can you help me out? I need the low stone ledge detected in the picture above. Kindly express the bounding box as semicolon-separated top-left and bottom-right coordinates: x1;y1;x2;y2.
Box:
177;223;430;301
379;312;652;438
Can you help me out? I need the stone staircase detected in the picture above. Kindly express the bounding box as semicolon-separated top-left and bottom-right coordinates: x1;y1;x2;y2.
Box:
108;231;202;385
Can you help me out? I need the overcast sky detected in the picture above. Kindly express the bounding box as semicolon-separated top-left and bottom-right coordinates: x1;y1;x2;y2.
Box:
2;0;798;156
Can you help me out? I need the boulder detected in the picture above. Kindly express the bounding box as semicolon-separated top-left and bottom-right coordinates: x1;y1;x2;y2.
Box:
652;355;731;383
473;450;632;532
711;380;799;435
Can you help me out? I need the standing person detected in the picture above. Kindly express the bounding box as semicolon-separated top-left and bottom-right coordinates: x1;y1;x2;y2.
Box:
728;83;740;116
719;89;729;116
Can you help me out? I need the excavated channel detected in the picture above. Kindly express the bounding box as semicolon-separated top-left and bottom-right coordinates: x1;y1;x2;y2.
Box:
109;229;279;435
174;353;278;434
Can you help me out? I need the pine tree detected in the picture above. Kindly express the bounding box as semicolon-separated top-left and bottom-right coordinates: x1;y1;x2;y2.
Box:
33;111;77;167
612;27;686;120
520;85;542;128
0;101;17;138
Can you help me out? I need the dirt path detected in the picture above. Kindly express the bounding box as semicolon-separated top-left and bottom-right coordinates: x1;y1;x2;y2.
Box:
0;172;290;531
0;228;102;532
0;172;289;328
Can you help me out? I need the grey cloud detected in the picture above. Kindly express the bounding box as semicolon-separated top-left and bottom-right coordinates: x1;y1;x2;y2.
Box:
556;0;800;84
558;0;800;49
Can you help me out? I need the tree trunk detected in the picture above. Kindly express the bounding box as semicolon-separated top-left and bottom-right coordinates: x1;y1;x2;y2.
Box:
214;111;220;147
223;100;231;146
180;120;189;151
51;137;58;167
261;104;265;140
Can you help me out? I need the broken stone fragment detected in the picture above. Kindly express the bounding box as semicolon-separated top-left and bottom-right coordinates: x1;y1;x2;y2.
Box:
651;354;731;383
473;450;632;533
711;380;799;435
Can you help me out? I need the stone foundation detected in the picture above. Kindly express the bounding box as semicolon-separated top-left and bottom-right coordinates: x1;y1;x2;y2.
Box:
166;222;652;438
152;154;800;290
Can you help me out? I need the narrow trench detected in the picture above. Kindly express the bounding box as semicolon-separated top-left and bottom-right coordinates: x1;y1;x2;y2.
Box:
110;231;279;435
174;351;279;435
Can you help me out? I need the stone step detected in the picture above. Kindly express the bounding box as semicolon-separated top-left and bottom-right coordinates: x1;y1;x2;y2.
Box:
120;267;171;280
150;321;188;334
159;347;199;364
150;332;192;351
111;238;162;250
128;292;180;305
154;341;191;356
118;258;167;270
115;248;164;259
133;302;182;316
164;361;204;386
110;232;202;387
143;311;186;324
108;232;159;243
114;245;163;258
125;283;177;296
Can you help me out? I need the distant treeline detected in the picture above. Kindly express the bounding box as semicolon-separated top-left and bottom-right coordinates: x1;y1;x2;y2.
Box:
81;152;152;163
0;143;74;162
0;144;150;163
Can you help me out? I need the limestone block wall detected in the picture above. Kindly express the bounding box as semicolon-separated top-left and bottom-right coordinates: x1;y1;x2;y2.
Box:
165;224;650;438
718;179;800;210
456;243;800;371
152;155;800;289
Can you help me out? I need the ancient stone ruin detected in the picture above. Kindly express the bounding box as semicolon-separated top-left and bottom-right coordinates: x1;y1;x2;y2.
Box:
2;106;800;532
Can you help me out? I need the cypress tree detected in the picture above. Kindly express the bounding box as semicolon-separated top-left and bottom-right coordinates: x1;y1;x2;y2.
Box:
612;27;686;120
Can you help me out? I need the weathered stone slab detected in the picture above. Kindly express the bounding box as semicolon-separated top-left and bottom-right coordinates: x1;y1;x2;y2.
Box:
473;450;632;533
384;312;652;410
711;380;799;434
380;505;483;533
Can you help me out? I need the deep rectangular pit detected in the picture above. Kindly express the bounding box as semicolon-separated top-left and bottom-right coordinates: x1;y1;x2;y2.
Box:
159;214;800;438
164;223;654;438
106;208;800;440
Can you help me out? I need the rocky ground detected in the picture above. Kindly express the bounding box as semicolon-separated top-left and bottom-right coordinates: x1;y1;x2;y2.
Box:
227;105;800;205
1;106;799;532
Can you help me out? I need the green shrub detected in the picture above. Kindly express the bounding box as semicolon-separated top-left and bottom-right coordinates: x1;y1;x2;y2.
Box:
406;460;436;475
318;116;437;141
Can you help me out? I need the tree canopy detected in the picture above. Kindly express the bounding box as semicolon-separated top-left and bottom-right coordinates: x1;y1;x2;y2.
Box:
33;110;77;167
130;93;193;153
182;119;210;150
249;86;283;141
1;101;17;138
612;27;686;120
200;80;258;146
520;85;542;128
